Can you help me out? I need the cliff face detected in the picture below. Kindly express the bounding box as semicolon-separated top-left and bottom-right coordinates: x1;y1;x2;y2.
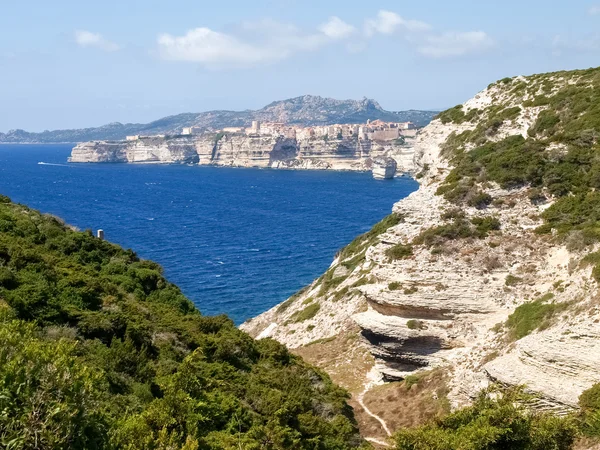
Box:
70;134;416;173
242;67;600;417
69;137;199;164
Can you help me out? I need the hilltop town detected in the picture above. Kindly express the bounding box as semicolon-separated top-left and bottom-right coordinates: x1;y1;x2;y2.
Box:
71;119;421;177
122;119;418;143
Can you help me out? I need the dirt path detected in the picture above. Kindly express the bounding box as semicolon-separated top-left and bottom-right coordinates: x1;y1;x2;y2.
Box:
356;368;393;448
357;389;392;438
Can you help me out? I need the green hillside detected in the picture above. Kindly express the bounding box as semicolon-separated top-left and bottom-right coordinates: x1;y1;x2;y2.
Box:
0;195;364;449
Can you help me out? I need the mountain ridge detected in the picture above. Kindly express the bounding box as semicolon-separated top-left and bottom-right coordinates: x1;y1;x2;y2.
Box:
0;95;438;144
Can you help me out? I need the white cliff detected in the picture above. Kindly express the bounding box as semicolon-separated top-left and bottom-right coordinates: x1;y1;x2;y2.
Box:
69;137;199;164
242;69;600;419
69;133;416;174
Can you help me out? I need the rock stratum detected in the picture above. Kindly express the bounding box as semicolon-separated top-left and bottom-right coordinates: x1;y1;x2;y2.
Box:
70;134;416;173
1;95;437;143
242;67;600;426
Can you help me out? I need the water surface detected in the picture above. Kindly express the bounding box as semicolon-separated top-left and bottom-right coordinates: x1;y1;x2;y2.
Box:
0;145;418;323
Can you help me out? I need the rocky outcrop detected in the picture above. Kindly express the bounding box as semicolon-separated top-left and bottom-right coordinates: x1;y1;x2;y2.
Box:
70;134;416;173
372;157;397;179
69;137;198;164
242;68;600;415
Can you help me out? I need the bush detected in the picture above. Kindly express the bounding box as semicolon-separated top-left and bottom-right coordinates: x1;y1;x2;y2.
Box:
336;213;404;268
394;388;577;450
406;319;425;330
0;320;107;448
413;216;500;247
0;199;363;449
579;383;600;437
505;294;567;340
404;375;420;390
436;105;466;124
505;274;523;286
389;282;402;291
467;192;493;209
386;244;414;261
472;216;501;236
289;302;321;323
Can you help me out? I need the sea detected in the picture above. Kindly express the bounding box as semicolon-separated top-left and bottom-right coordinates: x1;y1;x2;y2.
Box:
0;144;418;324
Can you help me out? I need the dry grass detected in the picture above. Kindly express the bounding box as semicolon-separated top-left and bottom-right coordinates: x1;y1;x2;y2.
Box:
292;325;374;395
362;368;451;432
574;437;600;450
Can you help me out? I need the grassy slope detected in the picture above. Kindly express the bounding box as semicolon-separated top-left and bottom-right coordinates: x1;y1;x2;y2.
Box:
0;195;365;449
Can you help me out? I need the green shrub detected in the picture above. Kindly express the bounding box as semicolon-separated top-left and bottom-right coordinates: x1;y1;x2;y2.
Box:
580;384;600;412
579;383;600;437
467;192;493;209
505;294;567;340
472;216;501;235
289;302;321;323
0;199;363;449
389;282;402;291
505;274;523;286
394;388;577;450
413;216;500;247
0;320;107;449
403;375;420;390
386;244;414;261
406;319;425;330
437;105;466;124
336;213;404;272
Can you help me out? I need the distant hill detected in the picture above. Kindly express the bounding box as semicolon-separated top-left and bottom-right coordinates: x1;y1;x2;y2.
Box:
0;95;439;144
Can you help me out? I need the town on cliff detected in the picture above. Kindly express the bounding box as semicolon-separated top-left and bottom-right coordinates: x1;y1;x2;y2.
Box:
70;119;420;179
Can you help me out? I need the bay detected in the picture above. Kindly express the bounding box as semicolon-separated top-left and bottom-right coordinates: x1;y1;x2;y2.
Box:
0;144;418;324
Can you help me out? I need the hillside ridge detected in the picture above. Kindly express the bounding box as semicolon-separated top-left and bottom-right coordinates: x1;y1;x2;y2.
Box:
0;95;438;144
242;66;600;423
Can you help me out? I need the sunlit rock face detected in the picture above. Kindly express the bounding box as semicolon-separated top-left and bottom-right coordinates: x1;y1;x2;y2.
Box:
243;70;600;413
70;134;416;172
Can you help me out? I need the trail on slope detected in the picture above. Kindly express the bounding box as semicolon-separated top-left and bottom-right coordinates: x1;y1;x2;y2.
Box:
357;368;393;447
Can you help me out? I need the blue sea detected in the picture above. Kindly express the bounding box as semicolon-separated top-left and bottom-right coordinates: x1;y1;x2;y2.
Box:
0;144;417;324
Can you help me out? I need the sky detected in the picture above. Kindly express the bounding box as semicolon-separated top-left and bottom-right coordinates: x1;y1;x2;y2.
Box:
1;1;600;131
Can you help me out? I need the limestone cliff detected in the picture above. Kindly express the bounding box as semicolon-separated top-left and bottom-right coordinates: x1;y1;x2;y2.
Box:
69;137;198;164
242;67;600;421
70;133;416;173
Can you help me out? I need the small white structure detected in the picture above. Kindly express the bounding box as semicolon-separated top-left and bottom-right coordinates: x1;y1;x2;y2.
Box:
97;229;105;240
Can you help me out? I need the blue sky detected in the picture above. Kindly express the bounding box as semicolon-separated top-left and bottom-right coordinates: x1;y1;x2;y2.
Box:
1;0;600;131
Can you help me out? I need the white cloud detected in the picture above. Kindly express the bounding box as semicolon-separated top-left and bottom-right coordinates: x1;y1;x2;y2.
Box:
158;28;284;67
365;10;431;36
157;18;352;68
418;31;494;58
74;30;120;52
319;16;355;39
589;5;600;15
157;11;492;68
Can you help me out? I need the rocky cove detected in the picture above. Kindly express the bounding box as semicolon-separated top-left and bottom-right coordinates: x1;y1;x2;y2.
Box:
68;133;415;176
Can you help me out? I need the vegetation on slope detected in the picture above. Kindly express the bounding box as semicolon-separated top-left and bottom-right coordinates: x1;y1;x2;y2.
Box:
435;68;600;245
390;383;600;449
579;383;600;437
393;388;578;450
0;196;364;449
